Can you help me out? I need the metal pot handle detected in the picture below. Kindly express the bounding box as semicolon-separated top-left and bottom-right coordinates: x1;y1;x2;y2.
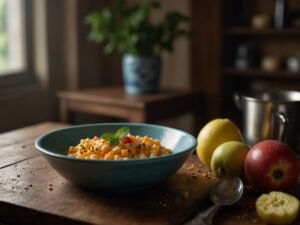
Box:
233;92;243;110
275;112;288;142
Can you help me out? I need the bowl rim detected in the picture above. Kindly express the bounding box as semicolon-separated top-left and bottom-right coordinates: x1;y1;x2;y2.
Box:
35;122;197;164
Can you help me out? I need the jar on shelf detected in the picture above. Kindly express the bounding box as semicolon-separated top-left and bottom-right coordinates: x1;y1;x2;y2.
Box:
274;0;287;29
251;14;271;30
234;43;258;69
286;52;300;72
261;54;281;72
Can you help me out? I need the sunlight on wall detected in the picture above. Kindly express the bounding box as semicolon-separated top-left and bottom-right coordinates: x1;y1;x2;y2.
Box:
159;1;191;90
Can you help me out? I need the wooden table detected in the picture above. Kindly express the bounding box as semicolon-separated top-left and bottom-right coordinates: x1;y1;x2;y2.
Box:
57;86;203;127
0;122;299;225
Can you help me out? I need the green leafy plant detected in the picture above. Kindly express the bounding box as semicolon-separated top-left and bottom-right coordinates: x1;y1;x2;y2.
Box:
101;127;130;147
84;0;189;56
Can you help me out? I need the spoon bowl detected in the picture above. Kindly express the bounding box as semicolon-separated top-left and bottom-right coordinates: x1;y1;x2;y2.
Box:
210;176;244;205
185;177;244;225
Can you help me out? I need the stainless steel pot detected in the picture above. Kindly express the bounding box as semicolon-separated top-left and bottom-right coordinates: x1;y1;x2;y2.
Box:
233;91;300;153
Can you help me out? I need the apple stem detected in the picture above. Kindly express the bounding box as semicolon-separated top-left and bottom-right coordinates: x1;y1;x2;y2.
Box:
273;170;284;180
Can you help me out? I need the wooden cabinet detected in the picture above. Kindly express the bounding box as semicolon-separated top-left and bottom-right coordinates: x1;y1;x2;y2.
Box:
191;0;300;124
221;0;300;124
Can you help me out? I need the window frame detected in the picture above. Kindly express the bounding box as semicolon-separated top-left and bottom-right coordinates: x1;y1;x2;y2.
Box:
0;0;35;89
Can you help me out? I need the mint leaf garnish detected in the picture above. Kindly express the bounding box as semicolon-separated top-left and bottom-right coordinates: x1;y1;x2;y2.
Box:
101;127;130;147
115;127;129;138
109;138;120;147
101;132;116;140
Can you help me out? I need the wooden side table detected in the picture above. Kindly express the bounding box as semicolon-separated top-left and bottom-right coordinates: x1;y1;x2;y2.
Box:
57;86;204;133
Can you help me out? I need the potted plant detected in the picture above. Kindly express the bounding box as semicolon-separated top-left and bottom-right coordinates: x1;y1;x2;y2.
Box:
85;0;189;95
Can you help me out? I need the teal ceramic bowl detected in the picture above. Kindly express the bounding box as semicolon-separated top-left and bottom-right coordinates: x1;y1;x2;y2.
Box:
35;123;197;191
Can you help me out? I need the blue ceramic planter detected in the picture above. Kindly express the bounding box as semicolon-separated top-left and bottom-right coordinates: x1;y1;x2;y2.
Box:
122;54;161;95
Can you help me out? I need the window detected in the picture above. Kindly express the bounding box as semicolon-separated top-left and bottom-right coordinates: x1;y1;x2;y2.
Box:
0;0;33;88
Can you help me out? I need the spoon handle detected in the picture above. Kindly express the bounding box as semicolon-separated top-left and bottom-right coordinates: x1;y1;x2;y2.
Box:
184;204;220;225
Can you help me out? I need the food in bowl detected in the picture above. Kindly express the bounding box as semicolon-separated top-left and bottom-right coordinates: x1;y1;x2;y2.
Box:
35;123;196;191
67;127;173;160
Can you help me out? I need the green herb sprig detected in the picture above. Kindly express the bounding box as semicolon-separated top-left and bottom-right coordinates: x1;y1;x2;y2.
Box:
84;0;189;56
101;127;130;147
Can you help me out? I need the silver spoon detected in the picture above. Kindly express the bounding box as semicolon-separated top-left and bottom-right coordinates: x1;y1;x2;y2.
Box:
184;177;244;225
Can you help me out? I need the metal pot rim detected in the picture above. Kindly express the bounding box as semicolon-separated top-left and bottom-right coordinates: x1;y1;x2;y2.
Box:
240;90;300;103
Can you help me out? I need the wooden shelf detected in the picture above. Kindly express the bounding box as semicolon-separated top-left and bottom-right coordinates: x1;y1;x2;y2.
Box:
224;27;300;36
223;67;300;78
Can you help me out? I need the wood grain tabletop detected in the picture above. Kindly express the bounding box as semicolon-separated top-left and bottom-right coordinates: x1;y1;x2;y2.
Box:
0;122;299;225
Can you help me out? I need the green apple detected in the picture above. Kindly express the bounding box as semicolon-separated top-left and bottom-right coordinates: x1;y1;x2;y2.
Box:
211;141;249;179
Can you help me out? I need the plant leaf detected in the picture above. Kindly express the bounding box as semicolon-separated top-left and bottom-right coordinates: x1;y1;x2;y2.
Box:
101;132;116;141
115;127;130;138
101;127;130;147
109;138;120;147
84;0;189;56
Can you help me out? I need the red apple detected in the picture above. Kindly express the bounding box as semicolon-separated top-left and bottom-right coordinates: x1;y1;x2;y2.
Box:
245;140;300;191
